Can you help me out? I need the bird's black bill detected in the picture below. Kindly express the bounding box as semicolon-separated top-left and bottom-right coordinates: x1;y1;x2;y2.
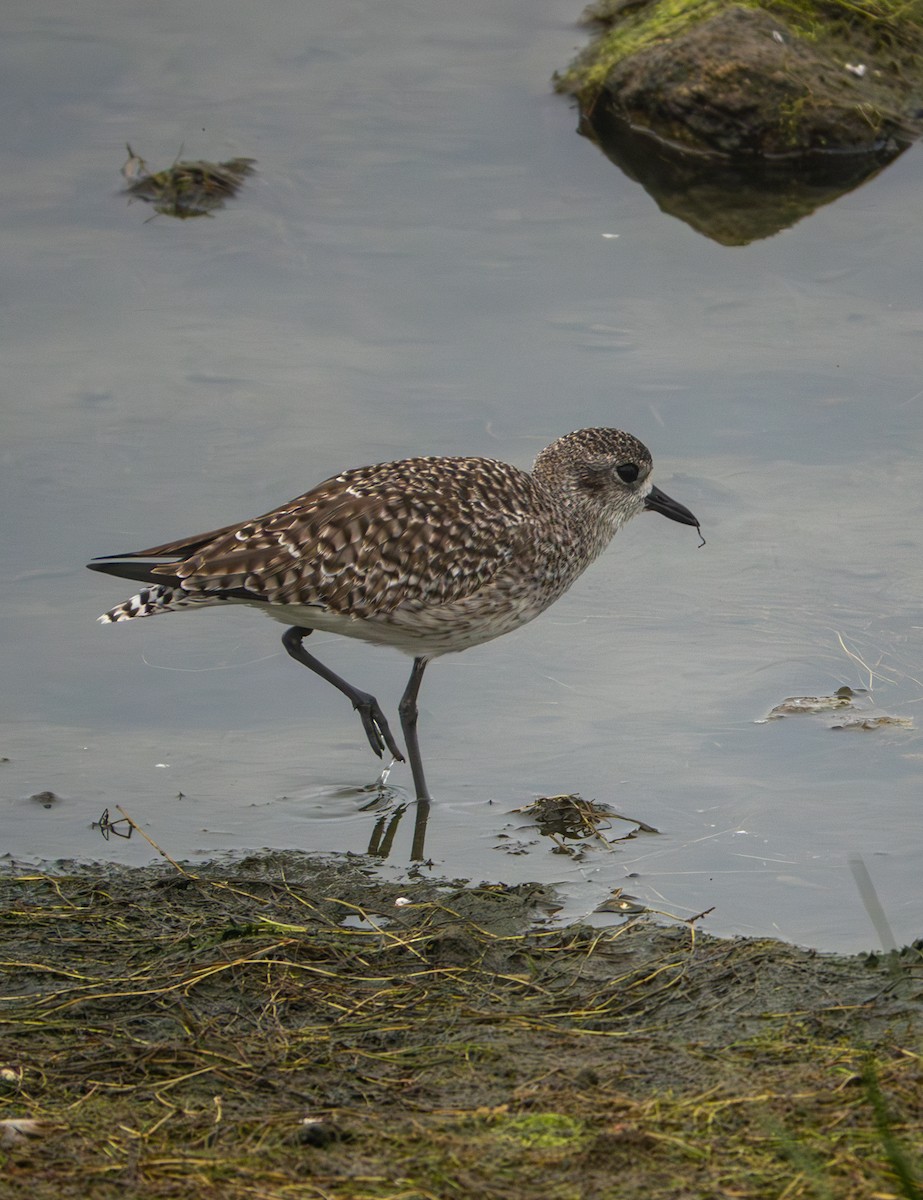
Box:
644;485;703;542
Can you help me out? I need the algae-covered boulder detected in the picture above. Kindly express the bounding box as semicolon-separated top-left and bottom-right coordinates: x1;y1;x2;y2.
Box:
556;0;923;240
558;0;923;159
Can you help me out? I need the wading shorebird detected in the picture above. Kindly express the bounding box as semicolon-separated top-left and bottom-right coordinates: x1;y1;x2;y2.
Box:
88;428;701;801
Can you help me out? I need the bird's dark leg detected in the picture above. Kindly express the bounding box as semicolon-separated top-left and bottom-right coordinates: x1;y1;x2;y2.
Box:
281;626;404;762
398;656;431;801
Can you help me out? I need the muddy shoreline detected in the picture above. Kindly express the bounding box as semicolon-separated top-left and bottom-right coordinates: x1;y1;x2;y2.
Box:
1;854;921;1198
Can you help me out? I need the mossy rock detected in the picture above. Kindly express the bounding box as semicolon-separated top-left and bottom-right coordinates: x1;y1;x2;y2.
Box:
557;0;923;159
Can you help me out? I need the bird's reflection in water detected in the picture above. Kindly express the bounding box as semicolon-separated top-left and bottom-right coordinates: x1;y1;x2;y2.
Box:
359;767;431;863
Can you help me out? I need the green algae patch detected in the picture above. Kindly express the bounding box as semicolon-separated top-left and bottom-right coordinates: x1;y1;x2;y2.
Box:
0;855;921;1199
557;0;730;100
489;1112;589;1150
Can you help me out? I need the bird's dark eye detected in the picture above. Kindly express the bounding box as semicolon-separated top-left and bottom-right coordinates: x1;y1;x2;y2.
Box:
616;463;639;483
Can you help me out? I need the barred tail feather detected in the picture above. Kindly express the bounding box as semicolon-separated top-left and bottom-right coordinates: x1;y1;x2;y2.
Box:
98;585;224;624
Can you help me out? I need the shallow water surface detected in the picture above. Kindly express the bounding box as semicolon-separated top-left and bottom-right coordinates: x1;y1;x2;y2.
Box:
3;0;923;952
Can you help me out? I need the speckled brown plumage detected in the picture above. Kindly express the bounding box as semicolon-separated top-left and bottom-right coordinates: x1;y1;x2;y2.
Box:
88;428;701;800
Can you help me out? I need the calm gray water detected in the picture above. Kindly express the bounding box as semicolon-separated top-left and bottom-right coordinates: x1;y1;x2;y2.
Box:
3;0;923;952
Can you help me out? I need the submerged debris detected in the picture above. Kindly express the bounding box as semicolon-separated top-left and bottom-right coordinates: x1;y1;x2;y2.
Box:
832;715;914;731
760;685;912;732
512;794;657;856
121;144;256;219
28;791;59;809
91;807;132;840
764;686;860;719
594;888;650;915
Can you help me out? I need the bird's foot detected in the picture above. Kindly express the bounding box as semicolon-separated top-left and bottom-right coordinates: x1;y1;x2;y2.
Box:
352;694;406;762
